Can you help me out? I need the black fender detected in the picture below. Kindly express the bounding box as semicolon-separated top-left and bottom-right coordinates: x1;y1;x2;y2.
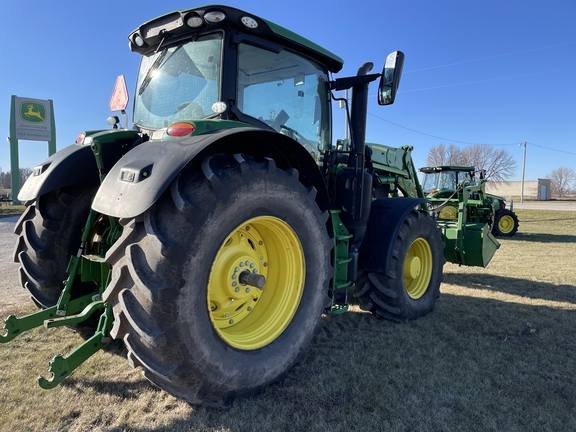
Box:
358;197;429;275
91;127;328;218
18;129;142;202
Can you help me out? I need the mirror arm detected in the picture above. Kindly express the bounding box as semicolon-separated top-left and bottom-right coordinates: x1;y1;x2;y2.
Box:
328;73;380;91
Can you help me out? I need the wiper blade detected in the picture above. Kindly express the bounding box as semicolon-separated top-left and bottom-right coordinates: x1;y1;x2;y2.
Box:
138;49;169;96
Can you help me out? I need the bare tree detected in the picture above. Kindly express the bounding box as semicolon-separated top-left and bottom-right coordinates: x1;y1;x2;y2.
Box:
426;143;463;166
19;168;33;188
547;167;576;198
426;144;517;182
0;171;11;189
0;169;32;191
460;145;517;182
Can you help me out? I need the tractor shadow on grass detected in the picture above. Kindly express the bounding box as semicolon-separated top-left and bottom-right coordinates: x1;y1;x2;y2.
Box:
61;375;154;399
442;272;576;305
508;232;576;243
103;295;576;432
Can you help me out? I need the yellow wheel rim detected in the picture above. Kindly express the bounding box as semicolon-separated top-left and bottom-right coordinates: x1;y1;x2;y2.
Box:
438;205;458;220
498;215;515;234
207;216;305;350
403;237;433;300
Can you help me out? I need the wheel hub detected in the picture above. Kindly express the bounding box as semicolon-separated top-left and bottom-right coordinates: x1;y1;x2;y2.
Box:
207;216;304;350
404;255;421;279
499;215;514;233
403;237;433;300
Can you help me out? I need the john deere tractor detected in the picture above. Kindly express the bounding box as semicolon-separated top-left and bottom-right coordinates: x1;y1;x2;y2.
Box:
2;5;492;407
420;165;520;237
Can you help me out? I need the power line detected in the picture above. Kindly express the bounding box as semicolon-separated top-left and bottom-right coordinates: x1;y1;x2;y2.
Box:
527;142;576;156
367;112;576;156
367;112;519;146
404;41;576;74
399;68;575;94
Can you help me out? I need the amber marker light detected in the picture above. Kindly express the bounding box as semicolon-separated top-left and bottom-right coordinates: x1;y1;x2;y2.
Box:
167;122;196;137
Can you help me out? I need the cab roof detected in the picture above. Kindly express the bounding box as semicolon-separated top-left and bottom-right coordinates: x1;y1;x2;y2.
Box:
419;165;475;173
129;5;344;73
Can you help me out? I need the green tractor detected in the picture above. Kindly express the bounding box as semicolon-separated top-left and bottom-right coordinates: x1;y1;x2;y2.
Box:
2;5;492;407
362;144;500;268
420;165;520;237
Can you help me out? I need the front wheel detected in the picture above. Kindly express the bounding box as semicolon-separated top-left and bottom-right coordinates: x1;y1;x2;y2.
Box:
354;210;445;322
12;186;97;308
103;154;332;407
492;209;519;237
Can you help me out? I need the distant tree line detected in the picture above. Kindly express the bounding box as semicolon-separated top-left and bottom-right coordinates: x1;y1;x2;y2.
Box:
426;143;517;182
0;168;33;191
426;144;575;197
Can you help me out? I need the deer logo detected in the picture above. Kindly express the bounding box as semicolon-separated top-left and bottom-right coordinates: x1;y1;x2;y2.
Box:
24;104;45;121
20;101;46;123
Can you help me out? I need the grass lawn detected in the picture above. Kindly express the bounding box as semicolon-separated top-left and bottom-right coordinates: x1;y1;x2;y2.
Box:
1;209;575;431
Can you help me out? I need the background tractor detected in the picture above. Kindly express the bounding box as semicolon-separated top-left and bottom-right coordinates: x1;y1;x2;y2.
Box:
2;5;493;407
420;165;520;237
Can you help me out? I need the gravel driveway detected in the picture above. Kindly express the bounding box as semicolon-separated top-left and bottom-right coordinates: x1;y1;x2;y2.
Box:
0;215;29;316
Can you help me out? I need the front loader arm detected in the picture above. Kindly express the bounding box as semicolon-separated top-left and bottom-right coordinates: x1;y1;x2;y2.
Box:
367;143;427;208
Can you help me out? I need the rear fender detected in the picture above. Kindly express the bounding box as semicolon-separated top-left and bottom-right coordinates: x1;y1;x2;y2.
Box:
358;197;429;275
91;127;328;218
18;129;142;202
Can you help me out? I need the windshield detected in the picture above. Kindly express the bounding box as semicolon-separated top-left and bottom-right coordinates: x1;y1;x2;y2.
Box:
422;171;456;193
134;33;222;129
237;43;330;159
422;170;474;193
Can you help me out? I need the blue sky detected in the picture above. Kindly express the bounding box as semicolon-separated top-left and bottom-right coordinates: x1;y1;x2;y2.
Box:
1;0;575;181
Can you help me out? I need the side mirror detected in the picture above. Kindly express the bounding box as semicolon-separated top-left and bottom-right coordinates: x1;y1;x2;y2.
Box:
378;51;404;106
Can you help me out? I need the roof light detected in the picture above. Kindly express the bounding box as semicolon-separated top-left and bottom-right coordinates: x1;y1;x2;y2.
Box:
167;122;196;137
241;16;258;29
205;11;226;24
134;34;145;47
75;132;86;144
186;14;203;28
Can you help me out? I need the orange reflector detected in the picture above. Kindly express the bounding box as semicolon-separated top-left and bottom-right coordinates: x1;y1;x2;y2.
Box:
167;122;195;137
75;132;86;143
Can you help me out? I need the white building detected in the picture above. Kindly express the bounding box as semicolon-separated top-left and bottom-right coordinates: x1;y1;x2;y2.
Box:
485;179;551;201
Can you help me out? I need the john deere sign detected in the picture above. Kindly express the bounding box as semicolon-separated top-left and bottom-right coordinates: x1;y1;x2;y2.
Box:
8;95;56;204
14;97;52;141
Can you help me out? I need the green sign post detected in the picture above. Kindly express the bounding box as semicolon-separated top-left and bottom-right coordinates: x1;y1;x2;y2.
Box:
8;96;56;204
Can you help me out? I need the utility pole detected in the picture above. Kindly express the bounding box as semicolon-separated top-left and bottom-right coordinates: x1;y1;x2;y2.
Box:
520;141;527;203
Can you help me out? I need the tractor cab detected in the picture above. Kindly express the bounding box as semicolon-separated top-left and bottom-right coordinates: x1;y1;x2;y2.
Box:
128;6;344;163
420;165;479;198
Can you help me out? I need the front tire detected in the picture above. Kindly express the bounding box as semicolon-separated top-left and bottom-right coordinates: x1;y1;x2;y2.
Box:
103;154;332;407
354;210;445;322
12;186;97;308
492;209;519;237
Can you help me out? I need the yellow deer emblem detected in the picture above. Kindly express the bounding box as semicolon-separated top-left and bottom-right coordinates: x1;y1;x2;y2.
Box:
24;104;45;121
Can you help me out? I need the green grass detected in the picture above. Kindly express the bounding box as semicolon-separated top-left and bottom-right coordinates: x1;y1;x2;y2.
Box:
1;209;575;431
0;204;25;217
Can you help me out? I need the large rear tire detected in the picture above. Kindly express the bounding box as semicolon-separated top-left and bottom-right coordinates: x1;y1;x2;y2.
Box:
354;210;444;322
103;154;332;407
13;186;97;308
